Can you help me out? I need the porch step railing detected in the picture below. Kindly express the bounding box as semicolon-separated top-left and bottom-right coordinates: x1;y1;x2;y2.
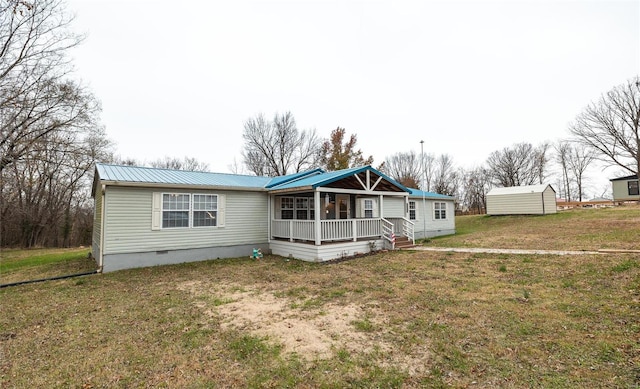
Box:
401;218;415;245
381;218;395;250
386;218;415;245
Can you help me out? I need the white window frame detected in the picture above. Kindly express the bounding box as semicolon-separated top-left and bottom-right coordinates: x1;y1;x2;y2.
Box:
409;201;416;220
434;202;447;220
280;197;294;219
159;193;220;229
364;199;374;218
192;194;218;227
162;193;191;229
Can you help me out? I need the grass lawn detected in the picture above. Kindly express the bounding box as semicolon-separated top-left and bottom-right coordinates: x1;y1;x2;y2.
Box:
0;247;97;285
425;205;640;251
0;207;639;387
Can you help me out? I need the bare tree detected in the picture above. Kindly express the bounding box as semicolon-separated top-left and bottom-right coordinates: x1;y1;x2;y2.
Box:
149;156;209;172
555;141;572;201
1;120;110;247
382;151;421;188
486;142;549;187
569;76;640;176
432;154;458;196
459;166;491;214
566;144;595;201
0;0;88;172
241;112;320;176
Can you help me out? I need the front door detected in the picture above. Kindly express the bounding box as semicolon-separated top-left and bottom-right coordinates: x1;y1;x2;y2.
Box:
336;194;350;219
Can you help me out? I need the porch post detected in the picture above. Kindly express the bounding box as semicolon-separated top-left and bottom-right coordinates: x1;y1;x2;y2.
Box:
379;194;384;218
314;191;321;246
352;220;357;242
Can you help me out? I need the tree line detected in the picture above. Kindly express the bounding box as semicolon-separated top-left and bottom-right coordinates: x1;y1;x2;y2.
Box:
1;0;638;248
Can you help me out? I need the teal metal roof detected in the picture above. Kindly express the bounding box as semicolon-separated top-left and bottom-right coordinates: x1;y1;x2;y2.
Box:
265;168;325;188
94;164;452;199
268;166;409;192
95;163;272;188
407;188;455;200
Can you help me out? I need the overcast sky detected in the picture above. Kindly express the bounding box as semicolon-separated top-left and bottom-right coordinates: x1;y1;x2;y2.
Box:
68;0;639;195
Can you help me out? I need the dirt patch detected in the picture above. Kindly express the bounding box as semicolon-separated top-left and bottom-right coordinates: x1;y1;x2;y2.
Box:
176;280;390;360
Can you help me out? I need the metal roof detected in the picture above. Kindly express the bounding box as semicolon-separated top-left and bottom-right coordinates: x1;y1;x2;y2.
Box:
265;168;325;188
407;188;455;200
610;174;638;181
95;163;272;188
95;164;453;200
268;166;409;192
487;184;555;196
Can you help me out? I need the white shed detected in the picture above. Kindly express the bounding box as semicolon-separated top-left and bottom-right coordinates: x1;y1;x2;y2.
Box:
486;184;557;215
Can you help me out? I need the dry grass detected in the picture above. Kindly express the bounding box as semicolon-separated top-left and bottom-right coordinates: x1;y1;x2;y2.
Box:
1;208;639;387
1;251;639;388
427;205;640;251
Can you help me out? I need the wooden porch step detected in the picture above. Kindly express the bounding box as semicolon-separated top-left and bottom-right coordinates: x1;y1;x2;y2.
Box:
394;236;416;249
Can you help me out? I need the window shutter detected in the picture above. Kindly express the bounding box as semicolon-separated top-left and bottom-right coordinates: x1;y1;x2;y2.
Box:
371;199;378;218
218;194;226;227
152;192;161;230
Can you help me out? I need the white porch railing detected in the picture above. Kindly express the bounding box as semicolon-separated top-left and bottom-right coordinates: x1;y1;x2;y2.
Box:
272;218;383;243
272;220;315;241
381;218;395;250
386;217;415;244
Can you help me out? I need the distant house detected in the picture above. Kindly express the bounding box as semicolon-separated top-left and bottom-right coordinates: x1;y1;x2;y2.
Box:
610;174;639;202
486;184;557;215
91;164;456;272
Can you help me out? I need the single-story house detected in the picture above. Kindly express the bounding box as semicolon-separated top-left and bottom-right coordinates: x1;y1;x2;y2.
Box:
610;174;639;202
486;184;557;215
91;164;456;272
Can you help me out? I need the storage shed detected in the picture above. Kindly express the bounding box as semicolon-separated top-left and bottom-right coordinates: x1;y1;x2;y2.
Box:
486;184;557;215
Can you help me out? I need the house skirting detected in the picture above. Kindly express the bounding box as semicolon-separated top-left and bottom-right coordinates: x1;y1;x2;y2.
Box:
101;242;267;272
269;239;384;262
416;228;456;240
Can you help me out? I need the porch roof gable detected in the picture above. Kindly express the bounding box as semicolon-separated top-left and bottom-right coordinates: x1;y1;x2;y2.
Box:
268;165;409;193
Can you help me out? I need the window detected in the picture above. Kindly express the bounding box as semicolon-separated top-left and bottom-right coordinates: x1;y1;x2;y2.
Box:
160;193;221;229
364;199;374;218
162;194;190;228
281;197;294;219
409;201;416;220
628;180;639;196
193;194;217;227
296;197;309;220
434;202;447;220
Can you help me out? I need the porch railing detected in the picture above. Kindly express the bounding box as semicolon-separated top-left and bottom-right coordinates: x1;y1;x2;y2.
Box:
272;220;314;241
381;218;395;250
272;218;383;243
386;217;415;245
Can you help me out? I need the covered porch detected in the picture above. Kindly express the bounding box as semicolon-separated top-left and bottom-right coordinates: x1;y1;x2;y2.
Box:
265;166;415;261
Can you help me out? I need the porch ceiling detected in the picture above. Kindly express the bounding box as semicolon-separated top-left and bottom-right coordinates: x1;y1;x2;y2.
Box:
324;171;405;192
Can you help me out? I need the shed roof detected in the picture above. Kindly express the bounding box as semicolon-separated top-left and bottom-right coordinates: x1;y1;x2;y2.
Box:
487;184;555;196
610;174;638;181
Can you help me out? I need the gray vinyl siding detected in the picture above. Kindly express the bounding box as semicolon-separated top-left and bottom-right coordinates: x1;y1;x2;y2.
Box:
542;187;557;214
91;184;103;263
487;187;556;215
103;186;268;255
412;199;456;238
382;197;406;218
612;179;640;201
